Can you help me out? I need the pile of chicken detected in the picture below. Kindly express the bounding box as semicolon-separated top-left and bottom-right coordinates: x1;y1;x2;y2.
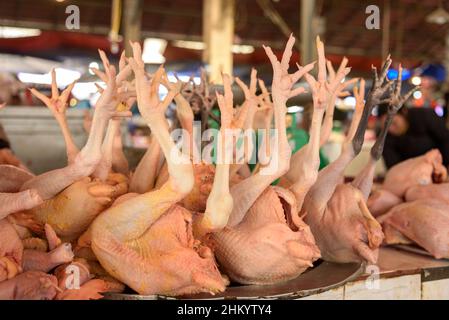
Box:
0;36;417;299
367;147;449;259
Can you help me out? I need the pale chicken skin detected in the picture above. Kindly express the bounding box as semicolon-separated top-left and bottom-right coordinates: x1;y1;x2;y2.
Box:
0;189;42;221
0;271;58;300
382;149;447;198
303;58;415;264
306;184;383;263
91;49;226;296
207;35;341;285
26;175;128;242
0;49;134;300
21;60;131;242
0;164;34;193
156;162;215;213
380;199;449;259
91;187;225;296
213;187;320;285
54;259;115;300
367;188;403;217
0;219;23;282
405;183;449;204
1;36;425;299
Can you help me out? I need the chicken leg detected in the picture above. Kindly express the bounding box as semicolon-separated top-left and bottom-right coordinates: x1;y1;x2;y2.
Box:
212;35;320;285
302;56;397;264
353;65;418;199
286;38;351;212
91;45;224;296
21;61;130;200
0;189;42;219
30;69;78;165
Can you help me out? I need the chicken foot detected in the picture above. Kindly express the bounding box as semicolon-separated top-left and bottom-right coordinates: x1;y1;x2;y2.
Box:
30;69;78;165
286;37;351;211
91;45;227;296
352;65;418;199
227;34;313;227
21;60;130;200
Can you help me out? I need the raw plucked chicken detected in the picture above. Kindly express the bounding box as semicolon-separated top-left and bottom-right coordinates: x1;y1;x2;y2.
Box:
90;44;225;296
405;183;449;204
0;33;420;299
367;149;447;217
379;199;449;259
303;61;418;264
374;151;449;259
382;149;447;198
211;35;343;285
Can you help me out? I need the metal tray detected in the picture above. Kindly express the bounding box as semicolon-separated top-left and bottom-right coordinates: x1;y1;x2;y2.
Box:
392;244;449;261
103;260;365;300
392;244;433;257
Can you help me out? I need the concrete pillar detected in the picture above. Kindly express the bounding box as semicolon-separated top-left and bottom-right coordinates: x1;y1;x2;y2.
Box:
123;0;143;55
203;0;235;83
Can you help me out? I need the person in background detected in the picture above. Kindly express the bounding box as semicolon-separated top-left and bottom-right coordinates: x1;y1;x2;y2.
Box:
378;104;449;168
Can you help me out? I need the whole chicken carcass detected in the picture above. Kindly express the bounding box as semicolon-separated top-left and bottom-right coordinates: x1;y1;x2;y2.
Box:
23;53;131;241
303;93;382;263
380;199;449;259
303;61;417;264
382;149;447;198
213;186;320;284
210;36;333;285
91;53;226;296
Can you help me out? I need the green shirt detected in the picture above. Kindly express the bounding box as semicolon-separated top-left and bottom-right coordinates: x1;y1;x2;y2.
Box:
287;128;329;170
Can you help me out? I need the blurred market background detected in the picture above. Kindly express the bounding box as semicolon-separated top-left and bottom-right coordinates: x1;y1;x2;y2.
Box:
0;0;448;174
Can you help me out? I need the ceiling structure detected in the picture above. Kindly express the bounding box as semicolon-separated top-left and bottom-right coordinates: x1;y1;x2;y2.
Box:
0;0;448;75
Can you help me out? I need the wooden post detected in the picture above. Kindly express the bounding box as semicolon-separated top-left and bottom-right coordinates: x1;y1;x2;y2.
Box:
382;0;391;61
301;0;316;66
203;0;235;83
444;33;449;125
123;0;143;55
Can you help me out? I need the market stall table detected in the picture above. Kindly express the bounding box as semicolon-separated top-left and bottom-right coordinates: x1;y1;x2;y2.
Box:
303;247;449;300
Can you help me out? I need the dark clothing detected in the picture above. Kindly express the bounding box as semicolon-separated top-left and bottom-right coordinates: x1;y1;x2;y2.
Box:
0;124;10;149
383;108;449;168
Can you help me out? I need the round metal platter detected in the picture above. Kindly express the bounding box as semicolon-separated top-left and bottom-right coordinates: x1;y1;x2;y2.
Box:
103;260;365;300
392;244;449;261
393;244;432;257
